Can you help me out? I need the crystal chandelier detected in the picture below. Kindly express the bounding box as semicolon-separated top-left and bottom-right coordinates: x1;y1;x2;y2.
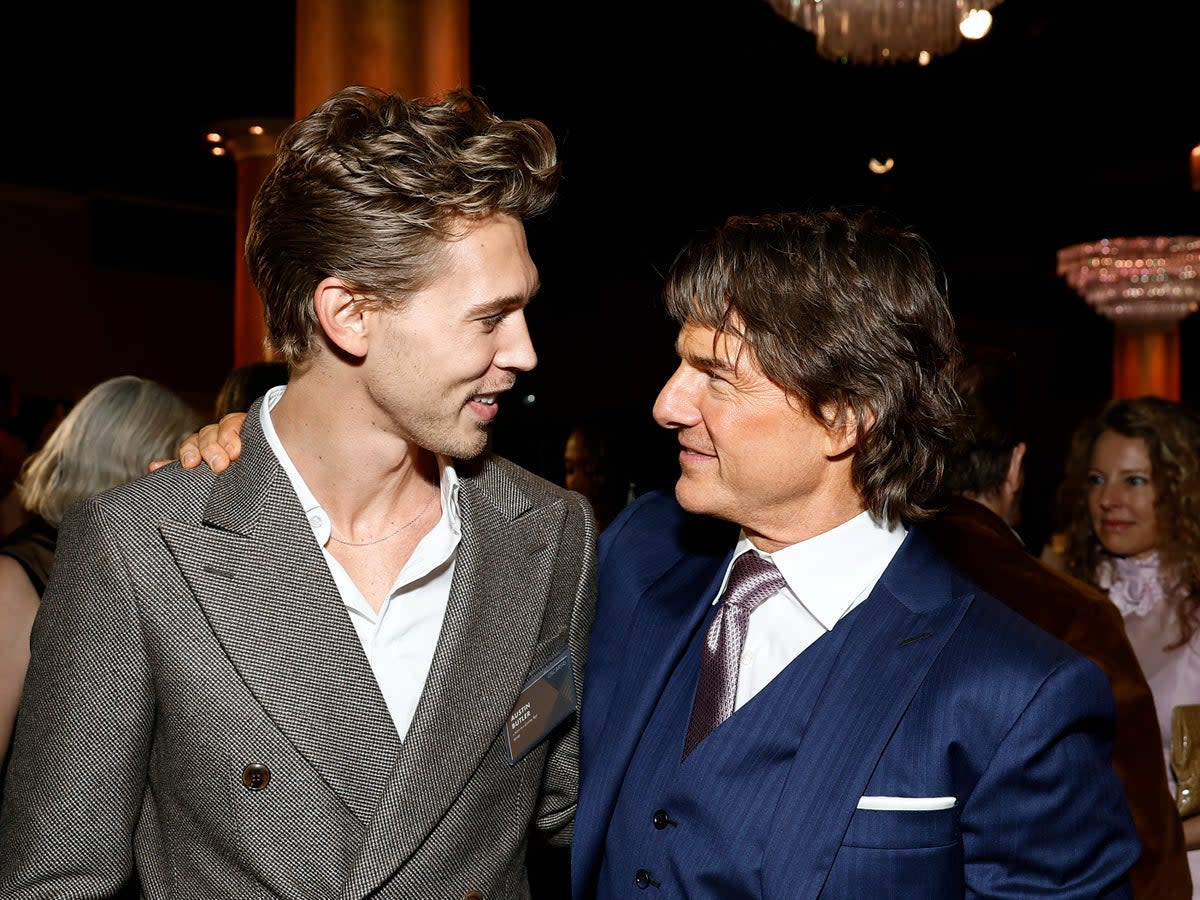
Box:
766;0;1005;65
1057;236;1200;324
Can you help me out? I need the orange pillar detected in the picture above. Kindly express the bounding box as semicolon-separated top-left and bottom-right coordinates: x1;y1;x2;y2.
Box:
293;0;470;118
216;120;290;367
1112;322;1182;401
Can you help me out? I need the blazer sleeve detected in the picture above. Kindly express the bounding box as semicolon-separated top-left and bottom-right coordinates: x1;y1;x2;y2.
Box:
963;652;1139;898
0;498;153;896
531;491;597;846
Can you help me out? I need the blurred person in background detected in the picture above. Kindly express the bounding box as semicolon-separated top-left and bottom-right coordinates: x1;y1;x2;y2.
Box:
0;376;67;540
0;375;202;797
1056;394;1200;896
562;419;631;531
214;359;289;419
924;358;1191;897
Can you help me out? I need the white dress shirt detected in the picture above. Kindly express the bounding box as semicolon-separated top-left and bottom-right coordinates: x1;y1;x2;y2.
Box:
719;510;908;710
260;385;462;739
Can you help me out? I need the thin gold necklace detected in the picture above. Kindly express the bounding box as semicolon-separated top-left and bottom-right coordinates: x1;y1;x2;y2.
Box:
328;491;437;547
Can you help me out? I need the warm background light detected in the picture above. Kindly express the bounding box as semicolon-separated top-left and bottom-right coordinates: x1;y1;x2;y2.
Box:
1058;236;1200;322
959;9;993;40
766;0;1005;64
1059;236;1200;401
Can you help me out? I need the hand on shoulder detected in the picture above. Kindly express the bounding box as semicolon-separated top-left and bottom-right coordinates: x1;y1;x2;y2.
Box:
148;412;247;474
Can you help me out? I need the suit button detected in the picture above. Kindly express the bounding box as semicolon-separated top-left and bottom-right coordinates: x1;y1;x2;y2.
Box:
634;868;660;889
652;809;676;829
241;763;271;791
463;893;483;900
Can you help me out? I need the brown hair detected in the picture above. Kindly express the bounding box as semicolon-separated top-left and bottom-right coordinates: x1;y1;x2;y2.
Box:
247;85;561;367
661;207;963;527
937;351;1025;500
1057;395;1200;648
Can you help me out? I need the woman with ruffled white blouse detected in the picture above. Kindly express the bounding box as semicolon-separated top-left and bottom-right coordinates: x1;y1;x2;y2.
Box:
1055;395;1200;896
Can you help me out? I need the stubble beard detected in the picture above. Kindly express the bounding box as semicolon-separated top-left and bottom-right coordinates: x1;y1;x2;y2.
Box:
427;417;493;461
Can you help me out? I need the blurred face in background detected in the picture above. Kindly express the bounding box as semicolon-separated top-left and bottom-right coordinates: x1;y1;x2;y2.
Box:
1086;429;1159;559
563;429;605;501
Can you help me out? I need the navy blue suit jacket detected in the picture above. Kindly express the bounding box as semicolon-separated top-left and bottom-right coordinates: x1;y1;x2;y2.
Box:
573;490;1140;899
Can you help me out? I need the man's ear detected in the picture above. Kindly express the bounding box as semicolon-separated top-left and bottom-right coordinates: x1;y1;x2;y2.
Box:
313;276;370;359
1003;442;1027;501
824;402;873;458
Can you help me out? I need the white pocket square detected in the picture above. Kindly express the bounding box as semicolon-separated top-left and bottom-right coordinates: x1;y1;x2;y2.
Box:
856;795;956;811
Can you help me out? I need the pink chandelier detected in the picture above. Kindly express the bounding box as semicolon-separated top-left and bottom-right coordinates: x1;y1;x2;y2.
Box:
1058;235;1200;401
1057;236;1200;324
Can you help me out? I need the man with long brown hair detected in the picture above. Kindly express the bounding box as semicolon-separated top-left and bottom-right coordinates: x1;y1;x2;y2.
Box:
573;208;1140;897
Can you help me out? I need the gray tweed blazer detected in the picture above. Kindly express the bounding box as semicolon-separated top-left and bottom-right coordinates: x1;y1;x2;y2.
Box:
0;403;596;900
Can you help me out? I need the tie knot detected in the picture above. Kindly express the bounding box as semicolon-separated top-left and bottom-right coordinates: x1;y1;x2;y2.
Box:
722;550;787;612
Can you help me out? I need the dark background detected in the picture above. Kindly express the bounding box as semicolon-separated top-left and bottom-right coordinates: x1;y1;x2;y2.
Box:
1;0;1198;550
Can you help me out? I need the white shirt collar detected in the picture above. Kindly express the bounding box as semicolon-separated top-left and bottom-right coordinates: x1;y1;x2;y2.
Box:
722;510;907;631
258;384;461;545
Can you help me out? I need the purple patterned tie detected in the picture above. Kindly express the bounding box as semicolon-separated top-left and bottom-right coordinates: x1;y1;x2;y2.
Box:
682;550;788;759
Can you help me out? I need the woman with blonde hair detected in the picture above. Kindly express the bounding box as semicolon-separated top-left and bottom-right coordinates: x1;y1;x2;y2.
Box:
1055;394;1200;895
0;375;201;789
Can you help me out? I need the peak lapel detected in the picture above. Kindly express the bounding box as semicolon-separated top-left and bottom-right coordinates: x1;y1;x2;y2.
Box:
341;465;566;897
159;410;398;826
762;528;975;897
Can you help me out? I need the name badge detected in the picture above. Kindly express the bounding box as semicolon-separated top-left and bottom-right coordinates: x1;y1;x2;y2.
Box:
505;646;576;765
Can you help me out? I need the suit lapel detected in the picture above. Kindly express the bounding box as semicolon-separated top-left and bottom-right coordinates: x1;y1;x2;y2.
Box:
762;527;975;897
159;408;398;826
342;459;565;898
